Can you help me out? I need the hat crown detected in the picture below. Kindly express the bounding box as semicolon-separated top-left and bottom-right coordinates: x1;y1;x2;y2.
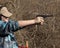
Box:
0;7;12;17
1;7;8;13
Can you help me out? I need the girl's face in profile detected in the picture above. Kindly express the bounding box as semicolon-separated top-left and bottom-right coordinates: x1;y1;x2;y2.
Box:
1;15;9;22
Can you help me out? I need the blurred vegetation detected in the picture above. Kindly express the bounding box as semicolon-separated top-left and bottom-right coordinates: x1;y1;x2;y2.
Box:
0;0;60;48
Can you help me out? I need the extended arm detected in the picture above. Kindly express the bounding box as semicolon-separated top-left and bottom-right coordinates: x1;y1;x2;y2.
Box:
18;19;35;27
18;17;44;27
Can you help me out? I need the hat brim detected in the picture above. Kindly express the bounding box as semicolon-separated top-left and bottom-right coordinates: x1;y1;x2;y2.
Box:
2;11;12;17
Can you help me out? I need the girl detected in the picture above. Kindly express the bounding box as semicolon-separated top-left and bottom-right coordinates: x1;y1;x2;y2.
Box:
0;6;44;48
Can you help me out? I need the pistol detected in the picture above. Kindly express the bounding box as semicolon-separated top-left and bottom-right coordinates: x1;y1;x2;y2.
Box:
36;14;53;18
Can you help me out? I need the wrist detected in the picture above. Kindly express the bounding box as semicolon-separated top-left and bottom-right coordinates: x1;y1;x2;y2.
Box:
33;19;36;24
34;18;39;24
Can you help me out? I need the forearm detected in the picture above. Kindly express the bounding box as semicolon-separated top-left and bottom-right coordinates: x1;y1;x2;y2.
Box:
18;19;35;27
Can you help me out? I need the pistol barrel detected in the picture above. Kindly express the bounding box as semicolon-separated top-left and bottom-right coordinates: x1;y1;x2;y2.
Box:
36;14;53;18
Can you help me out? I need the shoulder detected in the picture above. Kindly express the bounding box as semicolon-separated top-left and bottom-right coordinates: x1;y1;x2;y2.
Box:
9;19;17;23
9;19;18;25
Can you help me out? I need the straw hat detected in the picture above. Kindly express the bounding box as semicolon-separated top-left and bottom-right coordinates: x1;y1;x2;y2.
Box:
0;7;12;17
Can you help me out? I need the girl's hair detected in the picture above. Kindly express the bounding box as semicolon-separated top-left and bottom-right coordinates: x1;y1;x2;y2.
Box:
0;14;3;20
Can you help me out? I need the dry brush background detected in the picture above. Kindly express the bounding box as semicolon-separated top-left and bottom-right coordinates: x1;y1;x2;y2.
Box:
0;0;60;48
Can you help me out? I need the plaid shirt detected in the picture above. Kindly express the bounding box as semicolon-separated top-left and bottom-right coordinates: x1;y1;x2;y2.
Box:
0;20;21;48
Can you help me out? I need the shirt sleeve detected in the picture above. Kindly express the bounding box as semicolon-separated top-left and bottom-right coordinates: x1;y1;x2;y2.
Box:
11;20;22;32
